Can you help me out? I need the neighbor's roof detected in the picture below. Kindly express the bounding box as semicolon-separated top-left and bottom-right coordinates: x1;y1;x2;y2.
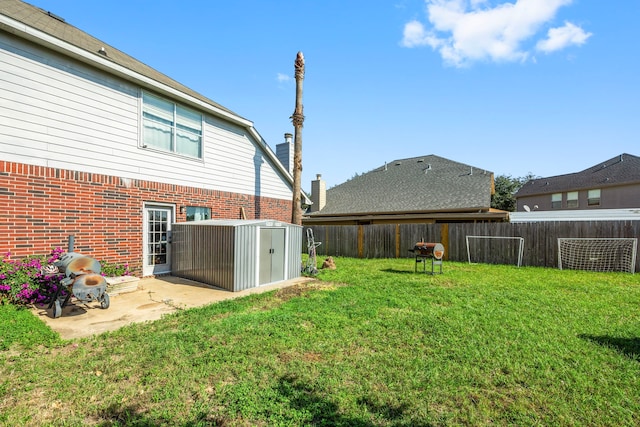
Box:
308;155;494;217
516;153;640;197
0;0;239;119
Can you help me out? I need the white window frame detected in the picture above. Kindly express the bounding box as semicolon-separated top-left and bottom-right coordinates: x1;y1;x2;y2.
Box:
141;91;203;159
566;191;579;208
551;193;562;209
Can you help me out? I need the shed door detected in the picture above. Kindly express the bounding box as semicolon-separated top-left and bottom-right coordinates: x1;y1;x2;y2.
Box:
259;228;285;285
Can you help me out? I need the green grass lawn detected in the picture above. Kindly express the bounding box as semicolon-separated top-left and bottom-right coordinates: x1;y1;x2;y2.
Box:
1;258;640;426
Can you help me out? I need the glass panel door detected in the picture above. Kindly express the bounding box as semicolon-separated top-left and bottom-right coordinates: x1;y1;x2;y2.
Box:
143;205;173;276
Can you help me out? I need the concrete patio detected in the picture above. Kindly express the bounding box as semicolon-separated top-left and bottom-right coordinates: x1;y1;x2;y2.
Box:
33;275;315;340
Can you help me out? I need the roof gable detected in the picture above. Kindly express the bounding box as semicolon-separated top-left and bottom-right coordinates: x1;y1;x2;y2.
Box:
0;0;239;118
0;0;300;186
310;155;494;216
516;153;640;197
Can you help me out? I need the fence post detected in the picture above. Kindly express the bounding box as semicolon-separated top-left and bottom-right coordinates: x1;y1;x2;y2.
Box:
440;223;449;260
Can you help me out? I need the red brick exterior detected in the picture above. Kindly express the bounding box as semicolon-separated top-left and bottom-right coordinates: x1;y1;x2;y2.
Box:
0;161;293;276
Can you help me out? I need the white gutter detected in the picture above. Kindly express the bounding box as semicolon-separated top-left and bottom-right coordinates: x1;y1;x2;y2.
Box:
510;209;640;222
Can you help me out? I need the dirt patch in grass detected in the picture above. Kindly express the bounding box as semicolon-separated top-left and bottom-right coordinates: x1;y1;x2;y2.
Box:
249;281;342;313
274;281;341;301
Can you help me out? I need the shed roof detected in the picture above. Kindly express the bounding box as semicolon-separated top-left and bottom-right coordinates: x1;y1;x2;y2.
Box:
180;219;300;228
308;154;494;217
516;153;640;197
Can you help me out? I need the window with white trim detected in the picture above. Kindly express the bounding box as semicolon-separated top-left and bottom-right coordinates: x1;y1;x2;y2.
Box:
142;92;202;158
588;189;601;206
566;191;578;208
551;193;562;209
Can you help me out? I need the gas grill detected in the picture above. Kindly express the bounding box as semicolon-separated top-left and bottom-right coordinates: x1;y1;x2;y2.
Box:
47;251;110;318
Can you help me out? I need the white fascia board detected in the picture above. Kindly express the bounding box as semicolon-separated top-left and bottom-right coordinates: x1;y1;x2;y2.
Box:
510;209;640;222
0;14;251;127
247;126;293;183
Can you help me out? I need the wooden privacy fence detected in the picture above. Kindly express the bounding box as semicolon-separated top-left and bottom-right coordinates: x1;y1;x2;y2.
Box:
303;221;640;271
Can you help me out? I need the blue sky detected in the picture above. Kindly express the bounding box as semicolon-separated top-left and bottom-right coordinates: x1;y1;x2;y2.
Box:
27;0;640;191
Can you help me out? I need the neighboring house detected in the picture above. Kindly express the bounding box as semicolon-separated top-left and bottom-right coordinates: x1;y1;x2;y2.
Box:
0;0;297;276
515;153;640;213
303;155;508;225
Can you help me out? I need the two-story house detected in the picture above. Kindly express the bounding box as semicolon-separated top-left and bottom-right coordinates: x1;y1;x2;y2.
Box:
515;153;640;213
0;0;297;276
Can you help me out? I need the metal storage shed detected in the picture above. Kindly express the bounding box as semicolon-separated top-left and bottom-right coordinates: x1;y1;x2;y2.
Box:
171;219;302;292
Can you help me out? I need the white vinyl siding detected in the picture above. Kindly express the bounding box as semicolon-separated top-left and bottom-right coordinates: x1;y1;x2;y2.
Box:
0;33;291;201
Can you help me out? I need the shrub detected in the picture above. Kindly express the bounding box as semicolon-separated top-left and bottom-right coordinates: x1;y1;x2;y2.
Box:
0;248;65;306
99;260;131;277
0;250;131;306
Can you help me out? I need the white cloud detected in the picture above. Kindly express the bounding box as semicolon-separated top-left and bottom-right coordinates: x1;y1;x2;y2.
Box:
277;73;291;83
401;20;442;49
536;21;592;52
402;0;589;67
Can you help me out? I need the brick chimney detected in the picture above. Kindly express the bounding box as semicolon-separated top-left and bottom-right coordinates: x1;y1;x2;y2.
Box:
310;174;326;212
276;133;294;174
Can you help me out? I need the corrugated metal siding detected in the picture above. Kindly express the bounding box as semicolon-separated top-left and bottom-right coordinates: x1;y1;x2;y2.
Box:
287;225;303;280
233;223;260;292
172;224;236;291
172;220;302;292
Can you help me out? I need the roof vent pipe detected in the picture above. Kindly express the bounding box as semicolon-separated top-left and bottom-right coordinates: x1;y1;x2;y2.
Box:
47;11;66;22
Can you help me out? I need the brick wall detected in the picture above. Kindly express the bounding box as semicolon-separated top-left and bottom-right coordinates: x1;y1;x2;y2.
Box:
0;161;293;276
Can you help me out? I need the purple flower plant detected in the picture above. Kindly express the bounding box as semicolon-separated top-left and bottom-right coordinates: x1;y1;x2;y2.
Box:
0;247;66;305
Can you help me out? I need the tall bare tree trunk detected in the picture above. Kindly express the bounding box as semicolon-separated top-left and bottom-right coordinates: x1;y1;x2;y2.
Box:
291;52;305;225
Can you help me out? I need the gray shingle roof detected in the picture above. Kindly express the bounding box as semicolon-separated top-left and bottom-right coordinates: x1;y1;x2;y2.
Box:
310;155;494;216
0;0;240;118
516;153;640;197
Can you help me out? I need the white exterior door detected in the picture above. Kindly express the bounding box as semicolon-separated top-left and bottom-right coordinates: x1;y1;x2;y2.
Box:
143;204;174;276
